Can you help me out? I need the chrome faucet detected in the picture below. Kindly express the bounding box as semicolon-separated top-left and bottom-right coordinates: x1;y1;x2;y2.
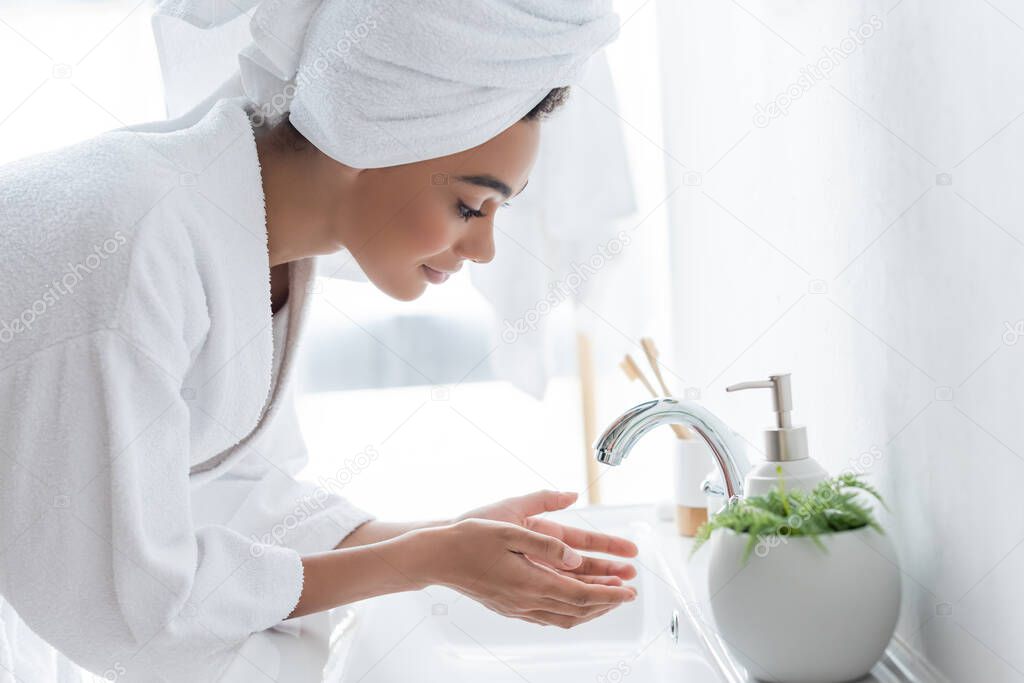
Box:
593;397;752;500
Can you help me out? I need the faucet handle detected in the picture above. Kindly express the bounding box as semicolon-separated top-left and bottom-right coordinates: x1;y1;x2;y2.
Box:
725;374;793;429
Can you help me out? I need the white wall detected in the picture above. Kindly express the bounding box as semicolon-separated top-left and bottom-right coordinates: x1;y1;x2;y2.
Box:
0;1;165;164
658;1;1024;680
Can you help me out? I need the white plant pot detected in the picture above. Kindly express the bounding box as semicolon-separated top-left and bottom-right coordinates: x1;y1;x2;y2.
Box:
707;527;900;683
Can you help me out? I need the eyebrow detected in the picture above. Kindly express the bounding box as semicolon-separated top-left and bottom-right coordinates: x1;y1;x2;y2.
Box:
455;174;528;200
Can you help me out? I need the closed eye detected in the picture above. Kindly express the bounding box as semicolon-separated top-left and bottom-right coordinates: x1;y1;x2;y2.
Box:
456;200;486;222
456;199;513;222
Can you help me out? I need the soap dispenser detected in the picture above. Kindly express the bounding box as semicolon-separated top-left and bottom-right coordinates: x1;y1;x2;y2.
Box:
705;373;901;683
725;374;827;497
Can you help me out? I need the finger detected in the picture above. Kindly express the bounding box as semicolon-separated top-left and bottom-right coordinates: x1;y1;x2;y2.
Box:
504;526;583;570
530;559;638;596
521;610;578;629
524;597;613;619
570;555;637;580
526;518;639;558
552;571;623;586
522;605;617;629
507;490;578;518
528;557;627;586
540;572;637;606
529;553;637;580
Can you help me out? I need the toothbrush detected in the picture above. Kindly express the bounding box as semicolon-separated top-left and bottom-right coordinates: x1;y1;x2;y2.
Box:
620;352;693;440
639;338;696;440
620;354;658;396
639;338;674;398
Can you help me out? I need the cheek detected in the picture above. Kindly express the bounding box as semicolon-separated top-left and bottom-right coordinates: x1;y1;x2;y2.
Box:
347;179;462;300
396;198;456;258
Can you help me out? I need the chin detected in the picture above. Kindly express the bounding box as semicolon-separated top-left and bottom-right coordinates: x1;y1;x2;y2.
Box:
389;287;425;302
376;276;427;302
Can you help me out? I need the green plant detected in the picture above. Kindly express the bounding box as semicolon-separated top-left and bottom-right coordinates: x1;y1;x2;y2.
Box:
691;472;888;562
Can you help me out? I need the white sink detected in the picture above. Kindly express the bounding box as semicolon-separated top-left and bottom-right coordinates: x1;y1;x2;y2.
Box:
333;506;724;683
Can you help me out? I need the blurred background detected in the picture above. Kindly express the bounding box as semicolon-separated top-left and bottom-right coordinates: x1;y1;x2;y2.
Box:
3;1;1024;680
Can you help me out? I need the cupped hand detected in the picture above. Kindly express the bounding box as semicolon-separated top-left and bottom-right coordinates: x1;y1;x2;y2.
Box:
456;490;639;586
427;518;636;628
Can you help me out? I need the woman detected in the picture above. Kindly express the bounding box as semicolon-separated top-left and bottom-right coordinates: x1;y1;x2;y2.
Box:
0;0;637;680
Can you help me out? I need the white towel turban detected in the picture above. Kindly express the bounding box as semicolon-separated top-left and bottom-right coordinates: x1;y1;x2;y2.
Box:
153;0;620;168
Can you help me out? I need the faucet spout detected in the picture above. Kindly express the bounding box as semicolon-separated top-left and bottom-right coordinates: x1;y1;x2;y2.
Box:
593;398;751;500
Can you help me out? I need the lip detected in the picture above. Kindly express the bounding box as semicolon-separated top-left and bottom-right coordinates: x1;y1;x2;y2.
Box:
421;264;451;284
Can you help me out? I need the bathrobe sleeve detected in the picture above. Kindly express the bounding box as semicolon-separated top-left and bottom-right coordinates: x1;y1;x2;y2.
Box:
189;380;376;556
0;326;305;681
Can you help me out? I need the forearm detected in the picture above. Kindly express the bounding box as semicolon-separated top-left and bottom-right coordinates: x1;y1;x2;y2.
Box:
335;518;451;548
289;529;439;619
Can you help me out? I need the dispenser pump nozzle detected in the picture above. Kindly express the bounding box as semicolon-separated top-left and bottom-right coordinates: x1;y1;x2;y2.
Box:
726;374;808;462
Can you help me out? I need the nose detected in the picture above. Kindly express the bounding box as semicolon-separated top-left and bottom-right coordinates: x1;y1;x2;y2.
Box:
455;219;495;265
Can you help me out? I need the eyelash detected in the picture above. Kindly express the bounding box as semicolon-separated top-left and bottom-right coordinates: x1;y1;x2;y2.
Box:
456;200;512;222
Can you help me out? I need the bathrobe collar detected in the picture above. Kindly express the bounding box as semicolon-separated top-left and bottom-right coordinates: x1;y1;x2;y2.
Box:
165;98;318;484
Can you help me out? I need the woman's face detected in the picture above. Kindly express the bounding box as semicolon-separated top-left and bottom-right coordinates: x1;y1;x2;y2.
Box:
343;120;541;301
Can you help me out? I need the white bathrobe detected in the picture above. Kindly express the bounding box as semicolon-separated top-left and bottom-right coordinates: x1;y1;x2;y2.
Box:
0;98;373;681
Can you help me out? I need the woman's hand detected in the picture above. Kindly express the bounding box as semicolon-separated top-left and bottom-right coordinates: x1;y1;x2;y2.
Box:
422;518;637;628
289;494;639;625
456;490;639;586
